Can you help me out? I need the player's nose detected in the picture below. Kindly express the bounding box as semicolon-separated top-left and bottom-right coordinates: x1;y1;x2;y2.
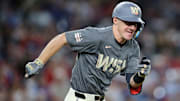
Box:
128;24;137;32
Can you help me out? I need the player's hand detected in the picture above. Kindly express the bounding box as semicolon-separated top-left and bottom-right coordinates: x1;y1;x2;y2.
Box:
25;59;44;78
137;56;151;77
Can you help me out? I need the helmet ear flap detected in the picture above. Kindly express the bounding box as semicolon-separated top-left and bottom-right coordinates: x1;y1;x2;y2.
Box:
134;24;144;38
136;23;141;31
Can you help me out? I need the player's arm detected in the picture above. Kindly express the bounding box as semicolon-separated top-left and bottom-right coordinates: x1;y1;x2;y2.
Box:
38;33;67;63
126;57;151;95
25;33;67;78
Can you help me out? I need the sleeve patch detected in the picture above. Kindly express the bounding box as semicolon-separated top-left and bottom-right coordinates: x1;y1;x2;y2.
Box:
74;32;82;42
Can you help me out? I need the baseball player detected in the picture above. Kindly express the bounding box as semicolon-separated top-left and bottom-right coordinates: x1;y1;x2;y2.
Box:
25;1;151;101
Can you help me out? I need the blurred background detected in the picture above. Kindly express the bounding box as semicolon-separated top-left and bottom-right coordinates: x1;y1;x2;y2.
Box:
0;0;180;101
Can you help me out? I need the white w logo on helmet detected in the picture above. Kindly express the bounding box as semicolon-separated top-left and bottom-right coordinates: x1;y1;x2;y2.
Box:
130;6;139;15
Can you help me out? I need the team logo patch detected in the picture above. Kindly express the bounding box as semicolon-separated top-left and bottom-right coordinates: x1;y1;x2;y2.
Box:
74;32;82;42
130;6;139;15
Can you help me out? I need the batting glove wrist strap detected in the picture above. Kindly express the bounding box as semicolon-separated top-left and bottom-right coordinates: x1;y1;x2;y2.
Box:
34;59;44;66
133;73;145;84
137;72;145;77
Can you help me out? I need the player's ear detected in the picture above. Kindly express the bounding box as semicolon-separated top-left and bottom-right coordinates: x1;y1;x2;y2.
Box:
113;17;118;24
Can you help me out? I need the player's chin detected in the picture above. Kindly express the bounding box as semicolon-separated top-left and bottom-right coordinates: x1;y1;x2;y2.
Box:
124;35;133;40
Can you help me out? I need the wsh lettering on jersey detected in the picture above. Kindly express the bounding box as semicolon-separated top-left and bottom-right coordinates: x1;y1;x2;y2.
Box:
96;53;126;74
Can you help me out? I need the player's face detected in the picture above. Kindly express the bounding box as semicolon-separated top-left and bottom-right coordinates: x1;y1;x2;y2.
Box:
115;18;138;40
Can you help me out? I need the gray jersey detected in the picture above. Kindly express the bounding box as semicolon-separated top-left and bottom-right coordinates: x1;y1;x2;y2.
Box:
65;26;140;95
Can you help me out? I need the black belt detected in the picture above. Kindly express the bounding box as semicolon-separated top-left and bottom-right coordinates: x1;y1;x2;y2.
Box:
75;92;104;101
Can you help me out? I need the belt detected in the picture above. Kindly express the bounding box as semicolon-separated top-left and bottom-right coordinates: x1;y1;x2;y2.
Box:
75;92;104;101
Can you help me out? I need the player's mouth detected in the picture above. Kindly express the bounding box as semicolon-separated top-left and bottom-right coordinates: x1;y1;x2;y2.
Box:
126;30;135;36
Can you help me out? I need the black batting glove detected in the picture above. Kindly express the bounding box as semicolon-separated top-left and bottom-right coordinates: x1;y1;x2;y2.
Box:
137;56;151;77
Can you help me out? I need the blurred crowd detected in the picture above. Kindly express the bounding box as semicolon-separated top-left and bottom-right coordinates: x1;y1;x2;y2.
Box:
0;0;180;101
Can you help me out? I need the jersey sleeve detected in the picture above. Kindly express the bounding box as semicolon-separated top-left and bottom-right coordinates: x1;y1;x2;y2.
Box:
124;41;142;95
65;27;100;53
125;40;141;74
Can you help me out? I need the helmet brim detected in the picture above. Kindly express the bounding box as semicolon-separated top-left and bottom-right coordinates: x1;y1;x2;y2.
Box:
119;16;145;24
